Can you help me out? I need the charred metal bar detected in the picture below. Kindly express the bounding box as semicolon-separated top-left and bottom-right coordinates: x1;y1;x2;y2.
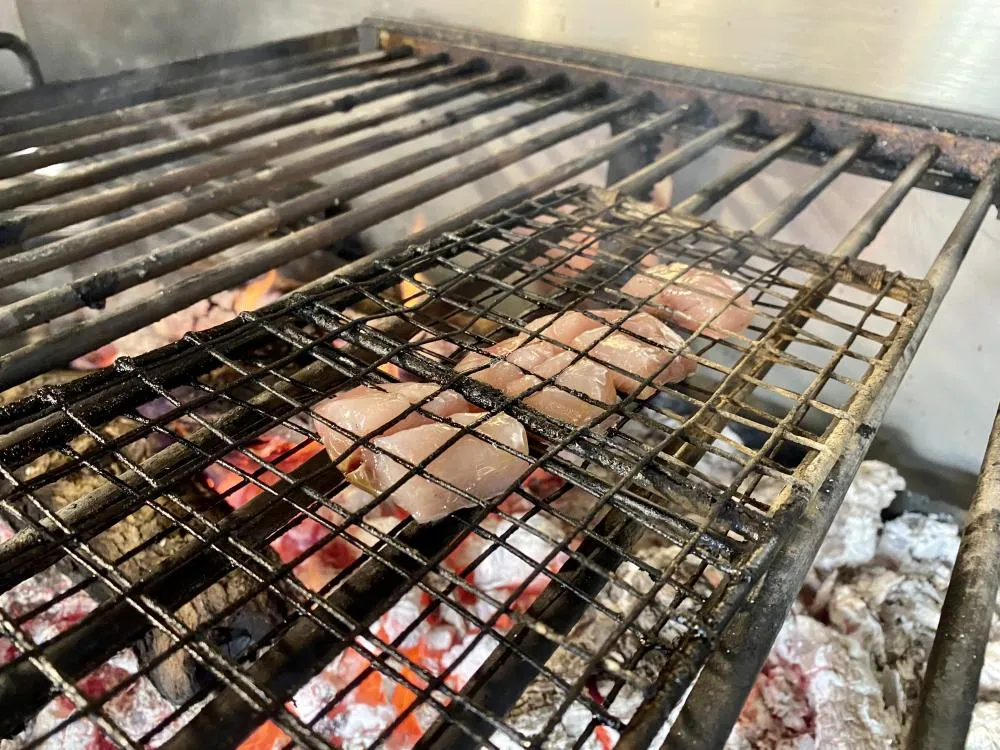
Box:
0;54;448;214
664;160;1000;750
751;133;874;237
0;89;643;388
297;103;696;295
831;144;941;256
0;48;408;148
0;75;582;288
0;107;692;475
611;110;755;199
0;44;358;136
908;404;1000;750
0;28;356;118
0;86;681;342
673;123;812;215
0;61;498;242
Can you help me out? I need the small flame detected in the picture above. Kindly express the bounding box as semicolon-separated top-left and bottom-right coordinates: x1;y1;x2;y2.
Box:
409;212;426;236
399;272;432;310
234;269;280;314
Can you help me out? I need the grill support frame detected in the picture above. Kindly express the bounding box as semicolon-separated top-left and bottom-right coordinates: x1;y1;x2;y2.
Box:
0;16;998;750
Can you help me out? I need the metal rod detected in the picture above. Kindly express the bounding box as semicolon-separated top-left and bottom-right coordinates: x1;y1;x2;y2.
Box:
0;75;578;289
0;64;481;227
0;89;641;389
0;54;448;215
908;403;1000;750
611;111;754;199
296;103;694;296
751;133;874;237
0;44;358;140
673;123;812;215
0;105;693;468
0;48;407;152
664;159;1000;750
0;87;685;342
831;144;941;257
1;62;497;243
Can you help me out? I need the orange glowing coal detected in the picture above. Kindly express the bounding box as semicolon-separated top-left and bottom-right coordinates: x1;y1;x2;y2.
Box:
234;269;280;314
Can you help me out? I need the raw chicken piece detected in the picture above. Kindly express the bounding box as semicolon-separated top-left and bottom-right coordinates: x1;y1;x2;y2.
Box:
459;338;616;426
458;308;695;404
512;375;610;427
348;413;530;523
313;383;471;470
573;310;696;396
621;262;755;339
524;310;606;346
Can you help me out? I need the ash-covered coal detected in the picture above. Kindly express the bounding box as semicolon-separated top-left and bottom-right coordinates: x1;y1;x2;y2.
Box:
725;461;1000;750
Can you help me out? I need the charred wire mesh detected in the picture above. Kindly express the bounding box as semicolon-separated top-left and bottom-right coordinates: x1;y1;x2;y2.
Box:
0;185;928;750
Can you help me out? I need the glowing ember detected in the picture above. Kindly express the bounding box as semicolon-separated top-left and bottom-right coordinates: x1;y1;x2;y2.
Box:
202;431;324;509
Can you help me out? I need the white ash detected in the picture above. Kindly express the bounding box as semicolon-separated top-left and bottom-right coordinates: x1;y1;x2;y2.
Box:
814;461;905;571
727;456;1000;749
967;703;1000;750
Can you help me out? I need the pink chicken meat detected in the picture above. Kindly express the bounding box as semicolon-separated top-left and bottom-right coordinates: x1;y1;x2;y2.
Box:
347;412;530;522
621;262;755;338
456;308;695;414
312;383;471;471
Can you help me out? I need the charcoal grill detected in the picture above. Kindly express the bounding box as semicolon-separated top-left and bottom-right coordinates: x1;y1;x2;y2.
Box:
1;16;999;750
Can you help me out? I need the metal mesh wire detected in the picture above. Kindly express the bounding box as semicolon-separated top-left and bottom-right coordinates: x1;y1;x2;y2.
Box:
0;185;929;750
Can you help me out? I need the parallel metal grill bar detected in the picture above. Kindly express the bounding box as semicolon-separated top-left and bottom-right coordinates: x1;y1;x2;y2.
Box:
0;44;359;124
610;111;754;198
0;52;448;213
0;73;585;287
0;59;487;229
0;47;409;152
0;68;535;337
672;123;813;215
751;133;874;237
0;31;358;120
663;159;1000;750
0;45;370;178
0;87;653;389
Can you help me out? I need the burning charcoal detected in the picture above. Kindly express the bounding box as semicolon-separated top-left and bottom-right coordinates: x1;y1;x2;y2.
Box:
14;409;286;706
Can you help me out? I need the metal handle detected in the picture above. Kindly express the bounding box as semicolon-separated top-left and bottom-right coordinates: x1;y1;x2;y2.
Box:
0;32;43;89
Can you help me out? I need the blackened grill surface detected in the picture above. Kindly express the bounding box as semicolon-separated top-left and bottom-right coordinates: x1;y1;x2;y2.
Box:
0;185;928;749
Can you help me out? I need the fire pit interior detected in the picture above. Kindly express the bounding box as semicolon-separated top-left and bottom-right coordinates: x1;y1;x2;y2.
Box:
2;17;1000;750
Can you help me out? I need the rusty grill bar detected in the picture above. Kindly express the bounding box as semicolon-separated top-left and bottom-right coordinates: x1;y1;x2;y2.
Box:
0;16;998;750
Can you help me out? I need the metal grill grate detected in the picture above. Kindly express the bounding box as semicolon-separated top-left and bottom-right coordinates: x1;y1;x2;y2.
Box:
3;16;1000;750
0;184;930;749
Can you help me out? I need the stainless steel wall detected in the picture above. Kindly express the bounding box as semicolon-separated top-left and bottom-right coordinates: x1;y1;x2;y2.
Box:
11;0;1000;486
17;0;1000;119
